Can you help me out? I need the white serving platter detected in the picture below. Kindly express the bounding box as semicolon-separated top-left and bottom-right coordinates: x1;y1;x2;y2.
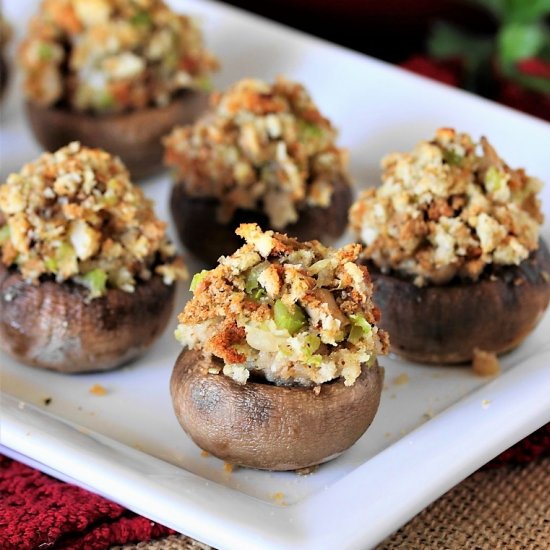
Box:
1;1;550;549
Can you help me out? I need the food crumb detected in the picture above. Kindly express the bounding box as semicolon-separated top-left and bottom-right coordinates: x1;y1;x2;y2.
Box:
422;408;435;420
271;492;287;506
472;349;501;377
295;465;319;476
43;397;52;406
89;384;108;396
482;399;491;409
200;450;210;458
384;432;392;438
223;462;235;473
312;386;321;396
393;373;410;385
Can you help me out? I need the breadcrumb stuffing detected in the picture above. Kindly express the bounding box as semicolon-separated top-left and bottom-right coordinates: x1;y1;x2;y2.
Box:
164;77;350;228
89;383;108;395
175;223;389;387
350;128;543;285
472;348;501;377
393;373;410;385
0;142;187;298
18;0;218;113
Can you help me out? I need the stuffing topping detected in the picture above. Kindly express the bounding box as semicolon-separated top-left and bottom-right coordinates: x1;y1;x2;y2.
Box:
176;223;388;387
350;128;543;285
18;0;218;113
0;142;187;298
164;77;350;228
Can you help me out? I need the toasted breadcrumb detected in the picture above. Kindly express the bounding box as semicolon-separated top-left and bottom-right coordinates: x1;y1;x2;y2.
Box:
89;383;108;396
175;224;388;387
472;348;501;377
393;373;410;385
271;492;287;505
0;143;187;298
164;77;350;228
200;450;210;458
350;128;543;285
223;462;235;473
18;0;218;113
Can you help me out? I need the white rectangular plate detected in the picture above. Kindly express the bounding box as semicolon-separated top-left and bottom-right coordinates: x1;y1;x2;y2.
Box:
1;1;550;549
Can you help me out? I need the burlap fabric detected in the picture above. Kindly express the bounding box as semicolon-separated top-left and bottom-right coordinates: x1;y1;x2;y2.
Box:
113;458;550;550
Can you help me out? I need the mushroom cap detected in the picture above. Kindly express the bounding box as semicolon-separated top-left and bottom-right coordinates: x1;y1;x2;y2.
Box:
170;175;352;265
25;91;208;180
0;262;176;372
170;349;384;471
365;239;550;364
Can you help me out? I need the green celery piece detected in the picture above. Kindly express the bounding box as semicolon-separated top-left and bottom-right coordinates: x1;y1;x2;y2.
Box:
485;166;506;192
443;149;463;166
298;120;323;139
0;224;10;244
97;90;115;110
83;268;108;297
196;76;213;92
244;262;268;295
190;270;210;293
56;242;76;267
38;42;53;61
303;334;322;367
44;257;58;272
348;313;372;344
131;11;152;28
273;300;307;335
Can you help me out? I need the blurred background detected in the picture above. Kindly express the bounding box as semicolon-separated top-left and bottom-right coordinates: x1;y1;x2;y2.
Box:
221;0;550;121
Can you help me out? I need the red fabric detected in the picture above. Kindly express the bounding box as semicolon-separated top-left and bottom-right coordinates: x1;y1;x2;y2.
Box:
0;455;174;550
400;54;550;123
400;55;463;87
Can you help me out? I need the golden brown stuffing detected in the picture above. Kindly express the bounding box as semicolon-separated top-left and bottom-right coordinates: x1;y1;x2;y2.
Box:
0;142;186;298
350;128;543;285
175;224;388;387
164;77;350;228
18;0;218;113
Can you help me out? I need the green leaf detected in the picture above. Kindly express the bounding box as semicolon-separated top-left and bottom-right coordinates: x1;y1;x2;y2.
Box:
498;23;547;63
428;22;494;90
503;0;550;24
471;0;550;24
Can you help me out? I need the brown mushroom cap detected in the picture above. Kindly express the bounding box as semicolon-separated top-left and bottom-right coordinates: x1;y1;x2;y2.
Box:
170;175;353;265
0;262;176;372
364;239;550;364
170;349;384;471
25;91;208;180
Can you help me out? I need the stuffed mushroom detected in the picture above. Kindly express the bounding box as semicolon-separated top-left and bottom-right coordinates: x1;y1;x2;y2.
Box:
170;223;388;470
350;128;550;364
0;142;187;372
18;0;218;178
164;77;353;265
